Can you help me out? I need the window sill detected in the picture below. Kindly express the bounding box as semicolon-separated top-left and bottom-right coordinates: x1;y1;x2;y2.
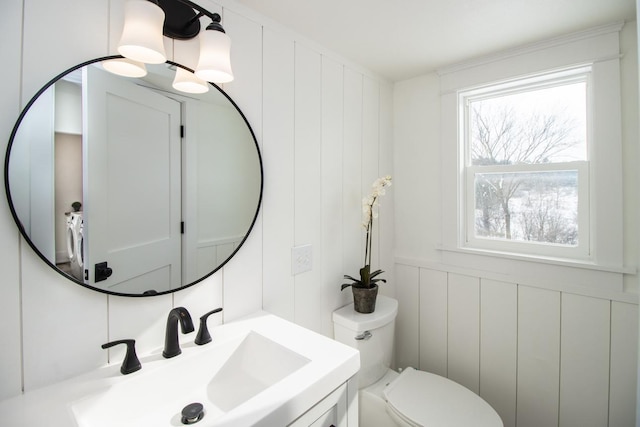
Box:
396;246;637;303
436;244;635;275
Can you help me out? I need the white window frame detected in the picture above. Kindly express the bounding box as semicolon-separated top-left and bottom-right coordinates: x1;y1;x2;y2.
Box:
438;23;624;273
460;67;592;260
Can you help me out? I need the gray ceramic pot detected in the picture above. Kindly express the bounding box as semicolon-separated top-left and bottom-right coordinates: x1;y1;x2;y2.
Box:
352;285;379;313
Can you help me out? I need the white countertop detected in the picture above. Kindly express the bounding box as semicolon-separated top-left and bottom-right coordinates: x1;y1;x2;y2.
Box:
0;311;360;427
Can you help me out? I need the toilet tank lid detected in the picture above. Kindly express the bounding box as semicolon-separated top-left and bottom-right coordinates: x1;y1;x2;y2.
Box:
333;295;398;332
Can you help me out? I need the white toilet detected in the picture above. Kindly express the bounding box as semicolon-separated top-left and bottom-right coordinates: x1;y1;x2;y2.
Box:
333;295;503;427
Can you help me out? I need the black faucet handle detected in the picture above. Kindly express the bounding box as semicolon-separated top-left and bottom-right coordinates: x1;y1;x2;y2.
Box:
101;339;142;375
195;308;223;345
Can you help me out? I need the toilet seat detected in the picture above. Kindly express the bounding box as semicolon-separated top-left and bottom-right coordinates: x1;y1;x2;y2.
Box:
383;367;503;427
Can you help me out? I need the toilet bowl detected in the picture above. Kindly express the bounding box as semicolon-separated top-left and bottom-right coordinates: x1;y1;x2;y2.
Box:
333;295;503;427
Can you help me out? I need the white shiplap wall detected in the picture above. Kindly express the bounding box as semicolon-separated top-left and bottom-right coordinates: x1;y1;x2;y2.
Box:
0;0;393;399
395;264;638;427
393;21;639;427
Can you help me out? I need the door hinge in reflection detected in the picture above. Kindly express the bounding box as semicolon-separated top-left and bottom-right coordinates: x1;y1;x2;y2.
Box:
95;262;113;283
181;221;185;234
180;125;185;138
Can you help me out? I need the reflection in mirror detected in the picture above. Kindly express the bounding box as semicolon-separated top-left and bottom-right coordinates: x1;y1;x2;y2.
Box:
5;56;263;296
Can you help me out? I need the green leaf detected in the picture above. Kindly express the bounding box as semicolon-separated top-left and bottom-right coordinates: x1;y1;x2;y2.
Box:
369;269;385;279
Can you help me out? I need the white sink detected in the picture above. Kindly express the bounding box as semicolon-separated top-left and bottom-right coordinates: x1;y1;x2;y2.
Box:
71;330;310;427
0;312;360;427
207;331;310;411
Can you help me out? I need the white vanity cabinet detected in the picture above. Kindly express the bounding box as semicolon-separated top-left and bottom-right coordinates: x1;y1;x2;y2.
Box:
288;378;358;427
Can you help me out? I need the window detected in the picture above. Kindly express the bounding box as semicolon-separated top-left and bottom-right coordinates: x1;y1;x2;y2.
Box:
460;67;591;259
439;24;624;276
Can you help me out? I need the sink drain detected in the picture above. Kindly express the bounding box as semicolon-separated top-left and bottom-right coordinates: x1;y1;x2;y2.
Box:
181;402;204;425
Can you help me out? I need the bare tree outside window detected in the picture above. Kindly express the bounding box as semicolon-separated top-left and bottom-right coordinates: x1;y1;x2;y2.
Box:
468;81;587;246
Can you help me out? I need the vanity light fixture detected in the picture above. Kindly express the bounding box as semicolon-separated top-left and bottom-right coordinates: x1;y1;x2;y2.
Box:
105;0;233;92
172;66;210;93
102;57;148;78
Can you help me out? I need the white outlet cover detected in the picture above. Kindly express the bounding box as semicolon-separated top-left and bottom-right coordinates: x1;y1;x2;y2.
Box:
292;244;313;275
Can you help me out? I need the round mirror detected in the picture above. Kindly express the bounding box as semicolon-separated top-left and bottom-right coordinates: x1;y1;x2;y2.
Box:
5;56;263;296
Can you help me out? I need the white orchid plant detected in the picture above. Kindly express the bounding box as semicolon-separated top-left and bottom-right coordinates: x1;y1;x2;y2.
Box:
341;175;392;291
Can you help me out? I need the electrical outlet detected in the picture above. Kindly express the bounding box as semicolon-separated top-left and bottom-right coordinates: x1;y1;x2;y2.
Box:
292;244;313;275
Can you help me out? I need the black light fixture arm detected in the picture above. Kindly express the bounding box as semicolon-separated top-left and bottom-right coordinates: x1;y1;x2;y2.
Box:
174;0;221;23
154;0;224;40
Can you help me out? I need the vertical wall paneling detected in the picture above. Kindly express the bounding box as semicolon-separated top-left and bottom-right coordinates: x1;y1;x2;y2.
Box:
0;0;25;400
320;56;347;337
609;301;639;427
559;294;611;427
22;0;109;100
395;264;420;369
418;268;448;376
447;273;480;393
173;275;224;329
3;0;399;397
398;262;639;427
21;248;107;391
2;0;24;400
377;83;394;298
19;0;110;392
108;0;124;54
394;75;443;263
517;286;561;427
479;279;517;427
220;10;264;322
361;77;380;267
342;69;363;276
293;43;323;332
107;294;172;364
262;28;295;322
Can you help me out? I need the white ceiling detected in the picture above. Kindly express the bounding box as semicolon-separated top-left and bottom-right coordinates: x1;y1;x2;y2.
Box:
233;0;636;82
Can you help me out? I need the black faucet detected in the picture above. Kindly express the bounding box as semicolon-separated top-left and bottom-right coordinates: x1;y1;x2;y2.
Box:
195;307;223;345
163;307;194;358
101;339;141;375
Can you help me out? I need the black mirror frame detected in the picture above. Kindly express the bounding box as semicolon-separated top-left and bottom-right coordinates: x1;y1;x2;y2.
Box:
4;55;264;297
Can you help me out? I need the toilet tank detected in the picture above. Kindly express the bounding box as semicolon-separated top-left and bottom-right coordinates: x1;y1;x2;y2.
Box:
333;295;398;388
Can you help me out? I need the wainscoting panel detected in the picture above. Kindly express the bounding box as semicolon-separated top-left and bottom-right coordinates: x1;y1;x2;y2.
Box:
479;279;517;427
395;263;637;427
609;301;639;427
418;268;448;376
517;286;562;427
559;294;611;427
395;263;420;369
447;273;480;394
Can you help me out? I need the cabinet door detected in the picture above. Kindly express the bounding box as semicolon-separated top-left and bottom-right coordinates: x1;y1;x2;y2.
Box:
289;383;347;427
309;405;337;427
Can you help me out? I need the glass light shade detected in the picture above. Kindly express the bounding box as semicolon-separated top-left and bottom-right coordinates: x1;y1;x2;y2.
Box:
195;30;234;83
172;67;210;94
118;0;167;64
102;57;148;78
